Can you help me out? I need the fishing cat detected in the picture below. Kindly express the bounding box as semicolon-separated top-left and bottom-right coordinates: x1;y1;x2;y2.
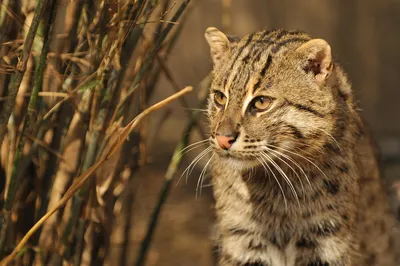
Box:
204;27;396;265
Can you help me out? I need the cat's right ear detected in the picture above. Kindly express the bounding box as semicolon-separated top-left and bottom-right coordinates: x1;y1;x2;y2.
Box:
205;27;231;66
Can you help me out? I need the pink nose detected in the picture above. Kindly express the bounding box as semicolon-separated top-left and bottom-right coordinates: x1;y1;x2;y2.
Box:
216;135;236;150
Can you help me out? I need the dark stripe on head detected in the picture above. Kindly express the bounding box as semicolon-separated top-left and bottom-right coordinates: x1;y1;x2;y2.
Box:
260;29;278;40
252;48;265;67
285;99;325;118
241;74;251;97
271;37;309;54
242;45;258;65
223;33;256;87
253;55;272;93
275;29;303;41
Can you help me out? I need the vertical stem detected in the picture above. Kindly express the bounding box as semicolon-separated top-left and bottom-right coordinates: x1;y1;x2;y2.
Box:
0;0;47;148
0;0;55;256
134;76;210;266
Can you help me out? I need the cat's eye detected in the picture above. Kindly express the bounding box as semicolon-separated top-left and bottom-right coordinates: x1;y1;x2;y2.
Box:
214;91;227;107
250;96;272;112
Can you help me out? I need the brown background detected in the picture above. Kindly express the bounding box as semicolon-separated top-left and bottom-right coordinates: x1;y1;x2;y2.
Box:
126;1;400;265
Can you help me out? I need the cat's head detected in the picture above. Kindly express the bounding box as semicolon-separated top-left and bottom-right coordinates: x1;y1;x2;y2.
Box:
205;27;346;169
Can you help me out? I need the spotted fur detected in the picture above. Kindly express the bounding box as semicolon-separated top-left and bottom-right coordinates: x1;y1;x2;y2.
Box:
204;28;396;266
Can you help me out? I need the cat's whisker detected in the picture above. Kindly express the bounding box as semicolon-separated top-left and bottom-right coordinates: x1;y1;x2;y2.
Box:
187;147;212;180
266;144;329;181
266;148;312;191
197;154;214;198
317;128;342;152
264;148;305;200
261;151;300;207
177;146;212;186
258;154;288;211
172;139;210;162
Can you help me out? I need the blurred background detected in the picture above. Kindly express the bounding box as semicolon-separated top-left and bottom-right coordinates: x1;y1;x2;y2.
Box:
0;0;399;265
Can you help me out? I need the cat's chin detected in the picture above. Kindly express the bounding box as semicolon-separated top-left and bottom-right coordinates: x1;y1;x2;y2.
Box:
215;153;260;170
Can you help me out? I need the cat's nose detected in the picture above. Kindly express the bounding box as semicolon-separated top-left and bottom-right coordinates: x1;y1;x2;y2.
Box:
216;134;238;150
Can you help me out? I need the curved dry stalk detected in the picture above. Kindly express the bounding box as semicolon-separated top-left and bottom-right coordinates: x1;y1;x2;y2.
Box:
0;86;192;266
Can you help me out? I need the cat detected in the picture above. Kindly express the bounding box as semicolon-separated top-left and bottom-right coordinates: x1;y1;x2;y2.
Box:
204;27;397;266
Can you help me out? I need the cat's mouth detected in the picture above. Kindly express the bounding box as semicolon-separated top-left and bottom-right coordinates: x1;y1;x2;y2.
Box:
215;151;260;170
214;148;258;162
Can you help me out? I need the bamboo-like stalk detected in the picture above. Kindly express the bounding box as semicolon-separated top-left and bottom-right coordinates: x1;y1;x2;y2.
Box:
115;0;191;116
0;0;55;256
0;1;193;264
0;0;47;147
134;75;211;266
0;86;192;266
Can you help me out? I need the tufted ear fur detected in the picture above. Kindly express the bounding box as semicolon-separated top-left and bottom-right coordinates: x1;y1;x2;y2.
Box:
296;39;333;85
205;27;231;66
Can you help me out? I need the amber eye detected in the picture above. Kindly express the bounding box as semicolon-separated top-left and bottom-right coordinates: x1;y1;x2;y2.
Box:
250;96;272;112
214;91;227;107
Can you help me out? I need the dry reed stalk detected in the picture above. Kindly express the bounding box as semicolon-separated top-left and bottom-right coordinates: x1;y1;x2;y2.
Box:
0;0;54;256
134;74;211;266
0;1;193;264
0;86;192;266
0;0;47;148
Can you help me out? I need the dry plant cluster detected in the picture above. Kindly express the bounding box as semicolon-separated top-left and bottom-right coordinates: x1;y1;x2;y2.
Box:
0;0;197;265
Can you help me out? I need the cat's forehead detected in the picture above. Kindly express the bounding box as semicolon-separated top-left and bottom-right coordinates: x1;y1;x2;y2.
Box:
212;29;311;99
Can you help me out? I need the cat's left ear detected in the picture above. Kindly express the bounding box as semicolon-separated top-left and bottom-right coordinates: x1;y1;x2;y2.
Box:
296;39;333;85
205;27;231;66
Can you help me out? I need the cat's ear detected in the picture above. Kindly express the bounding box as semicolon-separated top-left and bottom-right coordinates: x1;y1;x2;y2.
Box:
296;39;333;85
205;27;231;66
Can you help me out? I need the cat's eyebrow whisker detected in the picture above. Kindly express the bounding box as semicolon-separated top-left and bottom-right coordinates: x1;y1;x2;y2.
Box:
177;146;212;186
264;148;305;200
196;154;214;199
258;154;288;211
172;139;211;162
266;144;329;181
266;148;312;191
261;152;300;208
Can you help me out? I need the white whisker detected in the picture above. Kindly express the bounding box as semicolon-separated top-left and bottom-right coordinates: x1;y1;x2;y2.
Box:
197;154;214;198
261;151;300;207
257;155;288;211
172;139;210;162
177;146;212;186
316;128;342;152
265;148;305;199
266;148;312;191
266;144;329;181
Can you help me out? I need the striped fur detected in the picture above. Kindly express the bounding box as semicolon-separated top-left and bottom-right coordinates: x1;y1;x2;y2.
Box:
205;28;397;266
